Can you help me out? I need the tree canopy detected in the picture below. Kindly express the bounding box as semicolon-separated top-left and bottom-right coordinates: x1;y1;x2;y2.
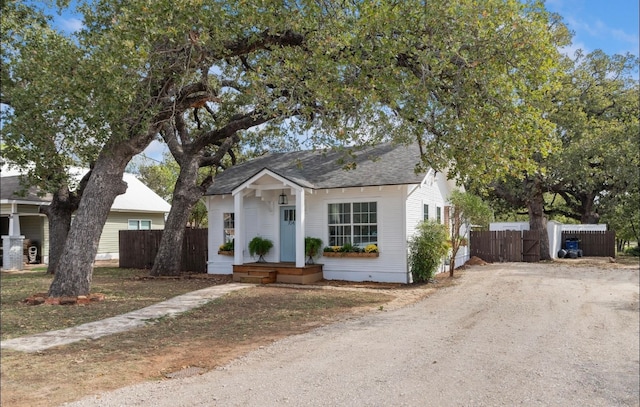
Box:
2;0;570;294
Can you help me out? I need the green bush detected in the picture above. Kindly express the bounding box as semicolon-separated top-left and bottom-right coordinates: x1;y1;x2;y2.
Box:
305;237;323;264
248;236;273;262
408;220;449;283
219;240;234;251
624;246;640;256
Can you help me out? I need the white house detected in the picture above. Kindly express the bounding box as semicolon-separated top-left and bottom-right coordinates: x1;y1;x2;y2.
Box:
204;143;468;284
1;169;171;269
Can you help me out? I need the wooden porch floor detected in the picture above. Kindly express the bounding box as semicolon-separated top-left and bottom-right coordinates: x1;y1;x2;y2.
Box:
233;262;323;285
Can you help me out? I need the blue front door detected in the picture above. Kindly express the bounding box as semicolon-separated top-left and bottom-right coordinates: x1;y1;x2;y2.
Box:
280;206;296;262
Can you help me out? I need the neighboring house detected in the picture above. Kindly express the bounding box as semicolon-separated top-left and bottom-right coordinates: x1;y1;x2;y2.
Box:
204;143;468;284
1;170;171;268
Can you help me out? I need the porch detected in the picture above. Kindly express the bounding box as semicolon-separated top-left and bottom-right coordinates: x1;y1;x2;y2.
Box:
233;262;323;285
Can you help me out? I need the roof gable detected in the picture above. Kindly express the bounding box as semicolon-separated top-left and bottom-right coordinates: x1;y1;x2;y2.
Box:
207;143;427;195
1;172;171;213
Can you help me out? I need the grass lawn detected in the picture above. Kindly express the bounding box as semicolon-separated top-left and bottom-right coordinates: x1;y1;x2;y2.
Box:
1;266;407;407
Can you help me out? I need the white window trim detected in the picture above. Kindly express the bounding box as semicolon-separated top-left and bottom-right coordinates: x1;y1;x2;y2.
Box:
327;201;378;247
128;219;152;230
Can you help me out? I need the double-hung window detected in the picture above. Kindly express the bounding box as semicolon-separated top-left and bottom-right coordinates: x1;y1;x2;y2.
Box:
223;213;235;243
128;220;151;230
423;204;429;221
436;206;442;224
328;202;377;247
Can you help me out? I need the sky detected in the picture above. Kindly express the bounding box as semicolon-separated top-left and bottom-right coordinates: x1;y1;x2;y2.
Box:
543;0;639;58
45;1;640;162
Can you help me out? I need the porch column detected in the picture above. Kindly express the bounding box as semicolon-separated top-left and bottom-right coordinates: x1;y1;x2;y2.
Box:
295;188;305;268
8;204;20;236
233;191;244;266
2;204;24;270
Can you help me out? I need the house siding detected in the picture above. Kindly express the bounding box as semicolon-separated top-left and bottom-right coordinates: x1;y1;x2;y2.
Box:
207;196;235;274
405;173;469;276
308;186;410;283
96;212;166;260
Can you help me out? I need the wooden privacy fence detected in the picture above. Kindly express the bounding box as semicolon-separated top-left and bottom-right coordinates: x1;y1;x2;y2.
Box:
560;231;615;258
470;230;541;263
119;229;208;272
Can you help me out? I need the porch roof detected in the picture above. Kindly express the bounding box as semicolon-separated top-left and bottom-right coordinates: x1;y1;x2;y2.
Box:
206;142;427;195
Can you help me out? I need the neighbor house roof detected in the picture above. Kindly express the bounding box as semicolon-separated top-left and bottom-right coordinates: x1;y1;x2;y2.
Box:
206;142;428;195
0;176;52;203
1;171;171;214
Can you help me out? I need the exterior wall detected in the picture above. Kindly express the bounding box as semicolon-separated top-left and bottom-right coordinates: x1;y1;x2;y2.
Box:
306;185;410;283
207;196;235;274
95;211;166;260
490;222;530;231
406;173;468;278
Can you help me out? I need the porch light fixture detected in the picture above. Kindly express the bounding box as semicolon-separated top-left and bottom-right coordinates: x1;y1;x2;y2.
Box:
278;190;288;205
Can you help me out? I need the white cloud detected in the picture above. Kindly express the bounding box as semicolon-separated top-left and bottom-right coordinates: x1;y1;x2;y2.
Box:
141;140;169;162
58;17;84;33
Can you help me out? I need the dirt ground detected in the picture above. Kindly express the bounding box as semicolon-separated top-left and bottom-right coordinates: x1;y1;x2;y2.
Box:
62;257;639;407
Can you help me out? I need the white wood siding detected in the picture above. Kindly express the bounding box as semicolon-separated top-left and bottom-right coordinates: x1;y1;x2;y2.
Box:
207;196;235;274
304;186;410;283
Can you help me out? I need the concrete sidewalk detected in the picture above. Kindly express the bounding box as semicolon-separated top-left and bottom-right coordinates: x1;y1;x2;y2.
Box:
0;283;251;353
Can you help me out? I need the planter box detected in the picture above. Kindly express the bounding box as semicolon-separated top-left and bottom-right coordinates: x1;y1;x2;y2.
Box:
323;252;379;258
217;250;234;256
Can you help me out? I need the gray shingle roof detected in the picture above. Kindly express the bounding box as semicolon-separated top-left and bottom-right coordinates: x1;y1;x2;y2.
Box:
206;142;427;195
0;176;52;202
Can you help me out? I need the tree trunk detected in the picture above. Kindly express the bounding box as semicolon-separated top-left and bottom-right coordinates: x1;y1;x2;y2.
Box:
579;193;600;224
40;187;75;275
48;149;132;297
526;177;551;261
151;159;204;276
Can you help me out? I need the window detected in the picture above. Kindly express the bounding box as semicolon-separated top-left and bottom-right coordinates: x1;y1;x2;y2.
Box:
328;202;377;247
436;206;442;223
128;220;151;230
423;204;429;221
223;213;235;243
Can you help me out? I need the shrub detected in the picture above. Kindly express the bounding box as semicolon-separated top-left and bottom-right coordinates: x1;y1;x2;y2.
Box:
339;242;362;253
624;246;640;256
408;220;449;283
305;237;323;264
219;240;234;251
248;236;273;262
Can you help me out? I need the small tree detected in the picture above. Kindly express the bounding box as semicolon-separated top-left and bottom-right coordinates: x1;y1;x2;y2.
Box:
409;220;449;283
448;191;493;276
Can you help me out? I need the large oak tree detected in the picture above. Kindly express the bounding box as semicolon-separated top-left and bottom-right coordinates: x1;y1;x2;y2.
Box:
3;0;566;293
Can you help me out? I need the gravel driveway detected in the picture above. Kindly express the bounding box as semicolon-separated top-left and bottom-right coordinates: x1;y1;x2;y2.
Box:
64;261;639;407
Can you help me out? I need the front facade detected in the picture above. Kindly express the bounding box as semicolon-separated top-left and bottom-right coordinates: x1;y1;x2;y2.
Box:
1;171;170;268
206;143;468;283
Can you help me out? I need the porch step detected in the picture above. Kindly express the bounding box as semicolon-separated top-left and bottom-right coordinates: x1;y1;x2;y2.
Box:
235;270;277;284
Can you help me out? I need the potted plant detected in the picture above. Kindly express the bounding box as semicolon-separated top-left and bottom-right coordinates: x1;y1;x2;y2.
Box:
305;237;323;264
248;236;273;263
